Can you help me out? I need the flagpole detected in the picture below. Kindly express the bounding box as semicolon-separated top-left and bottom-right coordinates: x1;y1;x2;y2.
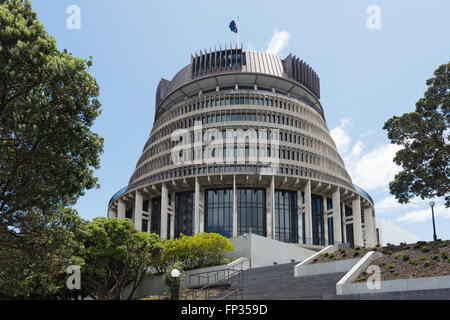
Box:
237;16;240;47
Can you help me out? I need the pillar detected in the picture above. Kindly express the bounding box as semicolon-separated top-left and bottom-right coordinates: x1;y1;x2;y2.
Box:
160;183;168;240
170;192;175;239
117;199;126;220
352;196;363;247
303;180;312;244
108;208;117;218
297;190;302;243
135;190;143;232
194;177;200;234
364;207;375;247
232;175;238;237
323;195;328;245
267;175;275;239
332;189;342;244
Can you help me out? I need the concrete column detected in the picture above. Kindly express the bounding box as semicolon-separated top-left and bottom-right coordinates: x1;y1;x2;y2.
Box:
134;191;143;232
372;212;378;245
117;199;126;220
194;177;200;234
170;192;175;239
364;207;375;247
323;195;328;245
352;196;363;247
341;203;346;243
160;183;168;240
304;180;312;244
148;197;152;233
266;182;274;239
232;175;238;237
297;190;303;244
108;208;117;218
271;175;276;239
332;189;342;244
199;186;205;233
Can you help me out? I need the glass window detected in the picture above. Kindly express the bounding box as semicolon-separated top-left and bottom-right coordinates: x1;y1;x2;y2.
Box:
205;189;233;237
274;190;298;243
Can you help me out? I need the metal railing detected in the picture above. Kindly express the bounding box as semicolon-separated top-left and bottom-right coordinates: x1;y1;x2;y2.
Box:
219;288;243;300
352;184;374;205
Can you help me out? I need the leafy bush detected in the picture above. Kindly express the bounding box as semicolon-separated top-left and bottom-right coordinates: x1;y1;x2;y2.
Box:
160;233;234;271
353;251;360;257
409;259;419;266
394;272;399;277
422;246;431;253
433;254;440;261
380;261;386;267
394;254;401;260
329;253;335;259
313;258;319;263
440;251;448;259
402;254;410;261
355;246;362;251
424;261;431;267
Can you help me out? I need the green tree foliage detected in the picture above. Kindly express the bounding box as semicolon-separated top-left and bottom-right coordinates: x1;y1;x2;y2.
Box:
0;0;103;299
383;62;450;207
0;207;86;299
161;233;234;271
0;0;103;227
78;218;163;300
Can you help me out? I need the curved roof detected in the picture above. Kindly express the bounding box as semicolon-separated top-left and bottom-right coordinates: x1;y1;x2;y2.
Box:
154;47;321;121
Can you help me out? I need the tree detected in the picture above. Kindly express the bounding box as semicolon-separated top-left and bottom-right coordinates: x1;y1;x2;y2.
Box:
79;217;163;300
0;206;86;299
0;0;103;228
383;62;449;207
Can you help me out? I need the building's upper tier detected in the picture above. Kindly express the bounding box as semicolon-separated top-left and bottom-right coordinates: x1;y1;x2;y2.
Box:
155;46;322;122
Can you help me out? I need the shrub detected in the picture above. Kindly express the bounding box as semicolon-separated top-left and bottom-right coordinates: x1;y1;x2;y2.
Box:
414;244;422;249
162;233;234;270
394;254;401;260
440;242;447;248
386;264;394;270
424;261;431;267
440;251;448;259
313;258;319;263
380;261;386;267
355;246;362;251
375;243;381;247
409;259;419;266
387;250;392;255
329;253;335;259
324;252;329;257
394;272;399;277
353;251;360;257
362;271;367;276
402;254;410;261
420;256;426;261
409;273;416;278
416;241;427;246
433;254;440;261
371;247;378;251
342;253;347;257
382;249;389;255
422;246;431;253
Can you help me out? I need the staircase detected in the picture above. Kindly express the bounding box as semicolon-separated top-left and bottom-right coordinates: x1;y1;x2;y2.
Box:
218;262;345;300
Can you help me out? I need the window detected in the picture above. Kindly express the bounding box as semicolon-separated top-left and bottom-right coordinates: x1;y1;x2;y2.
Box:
274;190;298;243
205;189;233;237
237;189;266;236
175;191;195;237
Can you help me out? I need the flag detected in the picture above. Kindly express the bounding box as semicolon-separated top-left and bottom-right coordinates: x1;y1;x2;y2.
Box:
229;20;238;33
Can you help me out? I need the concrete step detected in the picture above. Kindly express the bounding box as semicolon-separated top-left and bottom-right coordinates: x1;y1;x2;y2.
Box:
222;262;345;300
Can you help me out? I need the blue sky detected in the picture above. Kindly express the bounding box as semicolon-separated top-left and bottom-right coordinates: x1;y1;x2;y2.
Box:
30;0;449;243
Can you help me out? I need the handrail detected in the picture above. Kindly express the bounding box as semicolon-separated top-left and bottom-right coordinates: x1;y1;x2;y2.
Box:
188;258;250;288
219;288;243;300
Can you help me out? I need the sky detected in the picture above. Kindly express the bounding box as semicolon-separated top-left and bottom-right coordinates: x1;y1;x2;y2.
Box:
30;0;449;244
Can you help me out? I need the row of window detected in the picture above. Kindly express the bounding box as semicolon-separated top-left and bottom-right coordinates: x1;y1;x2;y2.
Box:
148;91;326;150
130;140;349;184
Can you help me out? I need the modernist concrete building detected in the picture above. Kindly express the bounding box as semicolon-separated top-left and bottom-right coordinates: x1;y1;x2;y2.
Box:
107;45;377;248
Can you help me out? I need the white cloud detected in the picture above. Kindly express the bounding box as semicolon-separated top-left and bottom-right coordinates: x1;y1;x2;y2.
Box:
265;29;290;56
330;118;352;154
376;219;420;245
330;118;401;191
396;203;450;224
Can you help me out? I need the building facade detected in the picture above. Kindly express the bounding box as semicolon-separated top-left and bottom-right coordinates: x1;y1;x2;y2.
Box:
107;46;377;247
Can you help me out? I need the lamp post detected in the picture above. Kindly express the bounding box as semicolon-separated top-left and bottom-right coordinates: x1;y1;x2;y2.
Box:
170;269;180;300
429;201;437;242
